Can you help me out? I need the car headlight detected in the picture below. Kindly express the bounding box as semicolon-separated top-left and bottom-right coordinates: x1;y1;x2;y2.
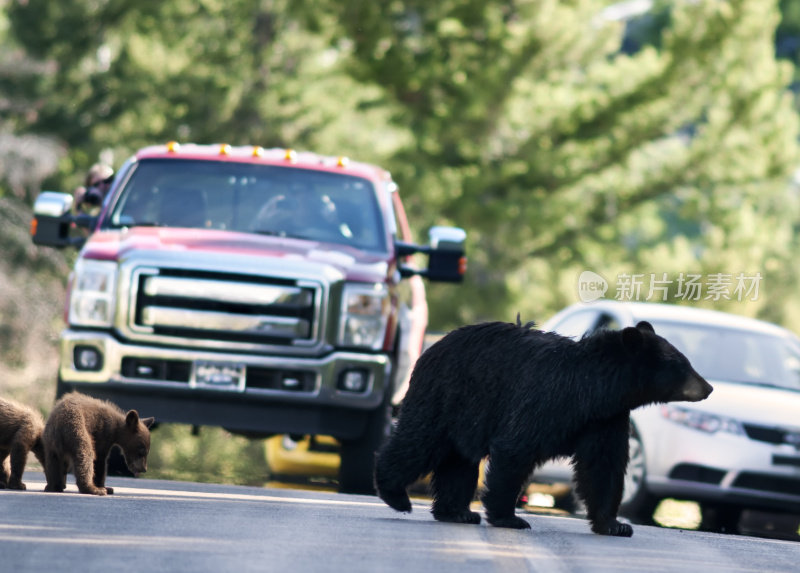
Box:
68;259;118;327
338;283;390;350
661;405;744;435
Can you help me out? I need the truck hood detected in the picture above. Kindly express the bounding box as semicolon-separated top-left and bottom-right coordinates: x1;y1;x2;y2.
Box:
82;227;392;283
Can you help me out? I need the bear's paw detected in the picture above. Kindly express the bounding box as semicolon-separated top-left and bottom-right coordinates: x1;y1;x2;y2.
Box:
432;510;482;525
592;520;633;537
487;515;531;529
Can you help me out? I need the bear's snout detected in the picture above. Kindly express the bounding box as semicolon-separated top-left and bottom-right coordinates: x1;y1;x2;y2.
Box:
679;371;713;402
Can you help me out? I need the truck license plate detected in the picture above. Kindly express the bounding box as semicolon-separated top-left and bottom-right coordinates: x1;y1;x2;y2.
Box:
194;361;246;391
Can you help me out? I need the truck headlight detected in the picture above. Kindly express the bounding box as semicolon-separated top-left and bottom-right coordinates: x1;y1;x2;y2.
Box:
68;259;118;327
339;283;390;350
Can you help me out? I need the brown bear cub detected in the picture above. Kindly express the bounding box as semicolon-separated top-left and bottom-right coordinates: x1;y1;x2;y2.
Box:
0;397;46;490
43;392;154;496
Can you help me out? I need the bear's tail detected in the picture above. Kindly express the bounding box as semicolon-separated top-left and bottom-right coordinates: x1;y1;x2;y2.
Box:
374;429;432;513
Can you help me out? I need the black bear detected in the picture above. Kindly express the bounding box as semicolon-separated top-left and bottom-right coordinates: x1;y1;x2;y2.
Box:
43;392;154;496
0;397;46;490
374;319;712;537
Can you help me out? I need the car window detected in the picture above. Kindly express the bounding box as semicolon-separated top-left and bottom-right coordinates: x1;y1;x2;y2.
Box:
649;320;800;392
551;311;619;339
551;311;599;339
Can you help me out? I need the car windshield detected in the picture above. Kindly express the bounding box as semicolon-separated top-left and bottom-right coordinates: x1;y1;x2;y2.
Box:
106;158;387;252
647;319;800;392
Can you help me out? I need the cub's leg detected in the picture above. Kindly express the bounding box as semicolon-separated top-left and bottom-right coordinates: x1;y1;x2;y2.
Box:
7;439;32;490
481;448;534;529
430;448;481;525
0;452;10;487
44;451;67;493
92;452;114;495
573;414;633;537
72;442;106;496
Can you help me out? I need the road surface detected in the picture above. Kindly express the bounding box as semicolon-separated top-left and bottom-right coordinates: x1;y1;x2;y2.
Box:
1;473;798;572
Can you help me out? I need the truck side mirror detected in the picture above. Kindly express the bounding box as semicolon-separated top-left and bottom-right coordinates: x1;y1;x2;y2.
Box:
31;191;95;249
395;226;467;283
426;226;467;282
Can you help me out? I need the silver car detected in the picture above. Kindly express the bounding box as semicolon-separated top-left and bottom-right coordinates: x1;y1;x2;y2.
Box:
534;300;800;533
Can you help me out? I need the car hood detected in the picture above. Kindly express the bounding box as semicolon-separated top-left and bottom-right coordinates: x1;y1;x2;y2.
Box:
82;227;391;283
682;379;800;428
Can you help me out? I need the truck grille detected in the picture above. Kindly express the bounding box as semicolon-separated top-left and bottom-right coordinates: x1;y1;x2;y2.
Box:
127;267;322;348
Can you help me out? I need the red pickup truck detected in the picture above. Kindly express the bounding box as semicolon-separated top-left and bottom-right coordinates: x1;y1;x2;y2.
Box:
30;142;466;493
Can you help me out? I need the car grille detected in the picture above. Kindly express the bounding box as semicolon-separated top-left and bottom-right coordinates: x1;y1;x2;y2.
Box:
743;422;800;448
127;267;322;349
732;473;800;497
668;463;726;485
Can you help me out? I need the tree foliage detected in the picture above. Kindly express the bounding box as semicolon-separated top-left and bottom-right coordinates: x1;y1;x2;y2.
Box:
303;0;800;326
4;0;800;331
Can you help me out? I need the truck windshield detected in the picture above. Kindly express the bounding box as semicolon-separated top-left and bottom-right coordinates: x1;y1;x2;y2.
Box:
107;158;388;252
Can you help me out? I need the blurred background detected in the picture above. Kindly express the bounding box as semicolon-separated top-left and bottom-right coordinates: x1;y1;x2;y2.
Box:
2;0;800;511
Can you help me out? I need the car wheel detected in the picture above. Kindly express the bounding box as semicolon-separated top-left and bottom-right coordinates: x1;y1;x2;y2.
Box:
619;423;659;525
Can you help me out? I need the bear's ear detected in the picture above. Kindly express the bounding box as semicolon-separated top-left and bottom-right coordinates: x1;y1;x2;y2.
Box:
141;417;155;429
125;410;140;431
621;326;644;353
635;321;655;334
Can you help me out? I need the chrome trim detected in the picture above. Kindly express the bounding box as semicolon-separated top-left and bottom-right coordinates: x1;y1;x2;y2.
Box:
59;331;389;409
142;276;312;307
115;252;336;354
33;191;74;217
141;306;309;338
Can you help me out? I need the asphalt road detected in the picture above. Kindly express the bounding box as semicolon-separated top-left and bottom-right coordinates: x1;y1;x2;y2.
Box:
1;473;799;573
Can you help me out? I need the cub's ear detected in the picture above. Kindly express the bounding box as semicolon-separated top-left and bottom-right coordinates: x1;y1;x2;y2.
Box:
141;417;155;429
621;326;644;353
635;320;655;334
125;410;140;430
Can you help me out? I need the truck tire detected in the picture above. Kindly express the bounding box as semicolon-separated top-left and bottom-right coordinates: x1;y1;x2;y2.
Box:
338;395;393;495
56;376;72;398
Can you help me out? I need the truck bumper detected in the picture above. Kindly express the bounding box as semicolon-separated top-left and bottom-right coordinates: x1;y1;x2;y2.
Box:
58;330;391;440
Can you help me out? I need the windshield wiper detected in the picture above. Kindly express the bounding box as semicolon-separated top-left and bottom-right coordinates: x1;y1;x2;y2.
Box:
252;229;316;241
127;221;163;227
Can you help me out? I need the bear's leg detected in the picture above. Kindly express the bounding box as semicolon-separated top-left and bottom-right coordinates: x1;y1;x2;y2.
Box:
374;426;435;513
7;439;30;490
93;450;113;495
481;450;534;529
0;453;10;487
44;451;66;493
573;414;633;537
73;446;106;496
430;449;481;524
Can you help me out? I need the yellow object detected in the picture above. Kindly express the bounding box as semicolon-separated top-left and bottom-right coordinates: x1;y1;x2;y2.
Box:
265;435;340;478
266;434;487;488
